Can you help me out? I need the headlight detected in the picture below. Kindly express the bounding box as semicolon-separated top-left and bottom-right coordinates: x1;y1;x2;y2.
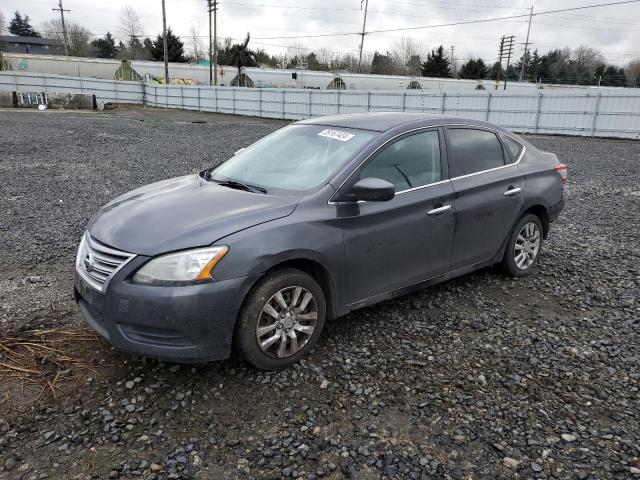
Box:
132;246;229;285
75;232;88;269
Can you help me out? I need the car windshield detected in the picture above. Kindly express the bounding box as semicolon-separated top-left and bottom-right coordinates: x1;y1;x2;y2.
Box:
210;125;377;192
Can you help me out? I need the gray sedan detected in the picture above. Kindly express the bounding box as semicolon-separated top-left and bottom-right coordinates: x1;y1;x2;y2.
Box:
74;113;566;370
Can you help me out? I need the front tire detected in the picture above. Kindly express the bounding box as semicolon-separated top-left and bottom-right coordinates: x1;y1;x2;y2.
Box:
234;269;326;370
500;213;544;277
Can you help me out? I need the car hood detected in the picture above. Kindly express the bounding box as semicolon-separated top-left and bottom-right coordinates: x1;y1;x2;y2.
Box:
88;174;299;256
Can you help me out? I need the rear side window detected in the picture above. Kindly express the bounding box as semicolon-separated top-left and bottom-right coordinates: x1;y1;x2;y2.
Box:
360;130;441;192
500;133;524;163
447;128;505;177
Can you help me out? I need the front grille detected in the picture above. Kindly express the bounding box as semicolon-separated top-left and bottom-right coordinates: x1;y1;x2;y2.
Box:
76;232;136;293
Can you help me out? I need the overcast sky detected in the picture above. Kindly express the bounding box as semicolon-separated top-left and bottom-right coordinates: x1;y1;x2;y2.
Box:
1;0;639;66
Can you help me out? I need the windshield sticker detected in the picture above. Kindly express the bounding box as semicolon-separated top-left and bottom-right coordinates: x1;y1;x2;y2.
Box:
317;129;355;142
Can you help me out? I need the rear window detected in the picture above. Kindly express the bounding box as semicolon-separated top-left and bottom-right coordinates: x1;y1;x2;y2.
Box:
500;133;525;163
447;128;506;177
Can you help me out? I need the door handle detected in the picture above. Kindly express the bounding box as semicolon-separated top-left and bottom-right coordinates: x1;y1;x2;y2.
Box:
427;204;452;215
504;187;522;197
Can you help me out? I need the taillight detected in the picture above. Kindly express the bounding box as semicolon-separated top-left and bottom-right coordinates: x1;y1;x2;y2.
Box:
554;163;568;185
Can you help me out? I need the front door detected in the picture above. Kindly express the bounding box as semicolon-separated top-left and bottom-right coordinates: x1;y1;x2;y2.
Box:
339;129;455;304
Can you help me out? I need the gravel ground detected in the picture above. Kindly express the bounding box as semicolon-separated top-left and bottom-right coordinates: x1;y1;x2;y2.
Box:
1;107;639;480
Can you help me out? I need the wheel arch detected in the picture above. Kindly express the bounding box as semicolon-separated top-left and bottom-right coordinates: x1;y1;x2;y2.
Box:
260;258;337;321
522;204;550;239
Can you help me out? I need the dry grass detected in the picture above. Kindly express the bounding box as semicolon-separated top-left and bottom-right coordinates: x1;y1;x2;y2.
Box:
0;326;105;411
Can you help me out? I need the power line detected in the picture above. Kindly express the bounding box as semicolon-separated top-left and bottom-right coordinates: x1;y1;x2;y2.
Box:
227;0;640;40
220;2;361;12
532;21;640;33
365;0;640;35
544;13;640;25
381;0;530;11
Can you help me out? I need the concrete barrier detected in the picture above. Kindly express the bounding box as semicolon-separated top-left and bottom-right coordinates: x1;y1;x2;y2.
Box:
0;91;17;108
47;93;96;110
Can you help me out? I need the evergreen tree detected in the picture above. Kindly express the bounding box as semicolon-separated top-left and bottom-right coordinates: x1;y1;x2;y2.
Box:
458;58;489;79
600;65;626;86
370;51;395;75
514;49;542;81
92;32;117;59
536;49;570;84
116;41;126;56
143;37;154;57
421;46;452;78
151;28;185;62
254;48;278;67
506;64;519;81
9;11;40;37
488;62;503;81
229;33;257;86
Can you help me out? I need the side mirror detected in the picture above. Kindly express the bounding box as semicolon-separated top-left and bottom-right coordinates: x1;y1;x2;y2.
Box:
349;178;395;202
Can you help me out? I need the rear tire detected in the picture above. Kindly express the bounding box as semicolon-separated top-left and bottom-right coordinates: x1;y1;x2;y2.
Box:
500;213;544;277
234;268;326;370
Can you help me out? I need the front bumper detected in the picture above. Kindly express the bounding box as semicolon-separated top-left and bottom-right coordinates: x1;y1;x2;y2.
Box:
74;257;259;362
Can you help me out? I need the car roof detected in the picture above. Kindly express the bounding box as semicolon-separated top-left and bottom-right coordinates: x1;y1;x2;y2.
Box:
297;112;504;133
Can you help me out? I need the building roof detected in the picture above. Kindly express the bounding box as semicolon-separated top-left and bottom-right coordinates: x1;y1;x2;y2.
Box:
298;112;501;132
0;35;63;46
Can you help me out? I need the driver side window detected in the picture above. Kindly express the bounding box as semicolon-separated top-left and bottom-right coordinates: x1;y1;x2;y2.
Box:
359;130;441;192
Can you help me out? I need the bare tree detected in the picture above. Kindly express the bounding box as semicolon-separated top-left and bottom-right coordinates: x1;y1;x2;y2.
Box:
317;48;336;70
0;12;8;71
273;53;288;69
337;53;359;72
627;58;640;86
187;25;205;62
572;45;604;70
391;37;425;75
285;42;309;67
359;50;374;73
118;5;146;59
41;19;93;57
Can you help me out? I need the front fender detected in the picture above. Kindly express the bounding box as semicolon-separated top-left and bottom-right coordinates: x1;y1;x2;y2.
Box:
212;208;347;317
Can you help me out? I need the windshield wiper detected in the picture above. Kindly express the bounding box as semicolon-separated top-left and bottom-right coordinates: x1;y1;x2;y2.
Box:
211;178;267;194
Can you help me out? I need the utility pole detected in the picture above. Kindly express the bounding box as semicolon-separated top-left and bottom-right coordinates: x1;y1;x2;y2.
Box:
450;45;455;73
207;0;218;85
208;0;213;85
52;0;70;56
162;0;169;84
498;35;515;91
357;0;369;73
214;0;218;86
519;6;534;81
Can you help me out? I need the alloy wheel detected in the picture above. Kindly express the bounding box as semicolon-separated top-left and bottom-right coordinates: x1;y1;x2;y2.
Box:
514;221;541;270
256;286;318;358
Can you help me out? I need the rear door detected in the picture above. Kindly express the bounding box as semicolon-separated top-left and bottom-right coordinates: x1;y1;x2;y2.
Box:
445;127;525;270
339;129;455;304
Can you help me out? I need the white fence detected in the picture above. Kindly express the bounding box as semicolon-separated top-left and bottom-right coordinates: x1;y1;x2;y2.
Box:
2;71;640;139
0;71;143;104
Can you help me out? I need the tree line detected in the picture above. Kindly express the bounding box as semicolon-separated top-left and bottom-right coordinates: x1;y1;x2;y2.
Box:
2;9;639;87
